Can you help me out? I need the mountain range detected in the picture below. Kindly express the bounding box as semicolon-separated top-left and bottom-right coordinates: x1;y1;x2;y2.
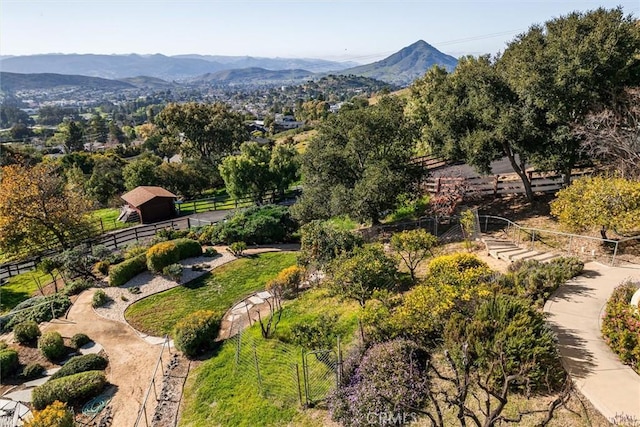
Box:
0;40;458;89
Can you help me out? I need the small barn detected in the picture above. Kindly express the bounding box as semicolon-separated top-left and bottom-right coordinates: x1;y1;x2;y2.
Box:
120;186;177;224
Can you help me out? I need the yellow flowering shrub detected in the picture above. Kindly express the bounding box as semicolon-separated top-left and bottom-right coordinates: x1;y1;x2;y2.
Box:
24;400;74;427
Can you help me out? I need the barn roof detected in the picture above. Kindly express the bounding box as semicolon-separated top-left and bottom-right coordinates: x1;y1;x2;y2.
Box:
121;186;177;208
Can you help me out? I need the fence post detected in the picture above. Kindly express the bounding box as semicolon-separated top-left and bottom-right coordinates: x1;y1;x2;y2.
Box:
530;230;535;250
134;227;139;242
493;175;499;197
436;177;441;193
187;218;191;229
295;363;303;407
100;218;105;234
612;242;619;266
253;343;263;394
112;234;117;249
567;236;573;255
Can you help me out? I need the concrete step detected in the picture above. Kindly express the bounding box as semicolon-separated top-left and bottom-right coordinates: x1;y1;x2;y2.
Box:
489;246;523;256
530;252;561;262
497;249;533;262
509;250;541;261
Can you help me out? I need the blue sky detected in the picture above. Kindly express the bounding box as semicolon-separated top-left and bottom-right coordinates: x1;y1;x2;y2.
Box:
1;1;638;63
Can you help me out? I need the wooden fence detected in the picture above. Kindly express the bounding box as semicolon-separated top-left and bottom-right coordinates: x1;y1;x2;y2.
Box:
0;218;193;282
424;170;591;196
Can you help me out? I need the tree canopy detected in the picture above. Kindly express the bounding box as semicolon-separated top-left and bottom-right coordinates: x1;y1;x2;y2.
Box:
293;96;420;224
0;163;94;256
155;102;248;167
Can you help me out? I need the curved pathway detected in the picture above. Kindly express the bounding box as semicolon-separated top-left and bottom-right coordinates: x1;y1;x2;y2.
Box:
544;261;640;422
37;244;298;426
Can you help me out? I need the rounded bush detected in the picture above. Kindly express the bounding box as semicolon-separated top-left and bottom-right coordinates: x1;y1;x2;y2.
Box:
38;331;66;361
109;253;147;287
31;370;106;410
173;310;220;358
13;320;41;345
162;263;183;282
94;260;110;276
22;363;45;380
92;289;110;308
24;400;75;427
266;265;305;299
228;241;247;256
70;333;91;349
50;354;108;380
146;241;180;273
0;349;19;379
61;279;92;296
173;238;203;259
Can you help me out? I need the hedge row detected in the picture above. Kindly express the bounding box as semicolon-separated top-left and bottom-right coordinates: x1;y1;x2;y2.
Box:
50;354;108;380
32;370;107;410
109;253;148;287
602;281;640;373
146;238;202;273
3;295;72;332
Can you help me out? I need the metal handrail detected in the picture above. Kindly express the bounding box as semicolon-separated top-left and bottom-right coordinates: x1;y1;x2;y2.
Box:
478;214;640;266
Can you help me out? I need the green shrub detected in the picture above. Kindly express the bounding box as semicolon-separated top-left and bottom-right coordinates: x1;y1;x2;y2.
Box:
38;331;66;361
199;205;298;245
24;400;75;427
109;253;147;287
0;349;19;379
70;333;91;349
22;363;45;380
228;241;247;257
203;247;218;257
94;260;110;276
3;295;72;332
31;370;107;410
444;296;565;393
92;290;110;308
291;313;338;350
602;281;640;373
298;220;363;268
507;256;584;307
61;279;92;296
266;265;305;299
146;241;180;273
13;320;41;345
123;243;149;259
162;263;183;282
50;354;108;380
173;310;220;358
173;238;202;259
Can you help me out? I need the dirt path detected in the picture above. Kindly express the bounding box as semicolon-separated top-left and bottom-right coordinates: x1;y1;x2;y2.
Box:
41;291;161;427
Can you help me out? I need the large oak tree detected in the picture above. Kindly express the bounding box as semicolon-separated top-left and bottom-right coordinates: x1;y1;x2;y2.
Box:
0;163;94;257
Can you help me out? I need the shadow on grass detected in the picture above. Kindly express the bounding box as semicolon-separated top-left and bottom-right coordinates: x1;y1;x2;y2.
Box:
0;287;31;312
182;272;211;290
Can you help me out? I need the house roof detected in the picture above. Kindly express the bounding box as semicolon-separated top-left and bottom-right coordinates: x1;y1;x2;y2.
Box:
121;186;177;208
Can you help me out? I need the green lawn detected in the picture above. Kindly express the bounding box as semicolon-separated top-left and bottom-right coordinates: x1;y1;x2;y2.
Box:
178;288;360;427
124;252;297;336
89;208;134;232
0;269;53;313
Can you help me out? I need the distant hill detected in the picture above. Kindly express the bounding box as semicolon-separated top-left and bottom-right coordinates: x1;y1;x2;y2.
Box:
191;68;314;85
0;53;356;80
173;55;358;73
118;76;174;88
340;40;458;86
0;71;135;92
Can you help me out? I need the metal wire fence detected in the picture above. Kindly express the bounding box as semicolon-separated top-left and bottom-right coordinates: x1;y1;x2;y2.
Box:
231;330;341;408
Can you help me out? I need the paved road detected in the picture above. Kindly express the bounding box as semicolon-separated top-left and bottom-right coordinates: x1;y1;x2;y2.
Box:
544;262;640;422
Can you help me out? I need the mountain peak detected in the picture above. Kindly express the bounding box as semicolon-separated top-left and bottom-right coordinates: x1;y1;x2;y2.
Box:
338;40;458;86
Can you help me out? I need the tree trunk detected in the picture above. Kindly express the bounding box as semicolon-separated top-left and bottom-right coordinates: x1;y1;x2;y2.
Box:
600;226;608;240
502;143;534;202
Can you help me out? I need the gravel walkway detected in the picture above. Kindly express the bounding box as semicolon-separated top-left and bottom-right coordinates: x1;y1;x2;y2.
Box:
94;246;236;324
